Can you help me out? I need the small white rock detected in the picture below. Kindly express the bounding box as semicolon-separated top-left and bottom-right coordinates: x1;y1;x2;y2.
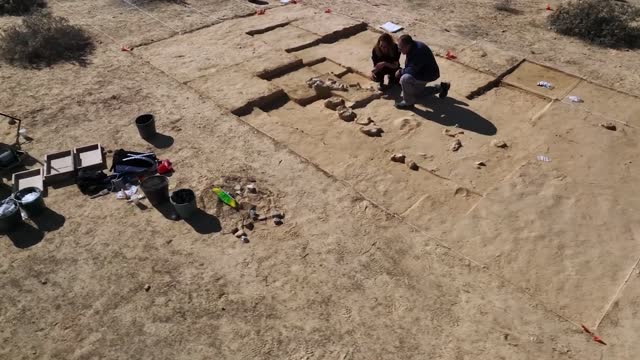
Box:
356;116;373;126
360;125;383;137
491;139;508;148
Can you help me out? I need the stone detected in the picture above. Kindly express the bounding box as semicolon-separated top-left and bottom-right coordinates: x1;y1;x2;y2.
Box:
258;215;269;221
241;236;250;244
40;279;48;285
338;108;357;122
234;230;247;238
475;161;486;167
450;139;462;152
313;82;332;98
454;187;469;197
306;77;321;88
336;105;347;112
356;116;373;126
443;129;464;137
246;184;257;193
407;161;419;171
390;154;406;163
600;122;617;131
360;125;383;137
491;139;508;148
324;97;345;110
274;218;284;226
144;284;151;292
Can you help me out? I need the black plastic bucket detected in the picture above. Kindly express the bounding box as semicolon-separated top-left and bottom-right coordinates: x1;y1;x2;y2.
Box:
141;175;169;205
0;198;23;233
170;189;197;219
135;114;157;140
13;187;45;217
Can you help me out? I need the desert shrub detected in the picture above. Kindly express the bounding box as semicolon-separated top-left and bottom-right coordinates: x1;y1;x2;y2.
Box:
0;0;46;15
0;12;94;67
548;0;640;48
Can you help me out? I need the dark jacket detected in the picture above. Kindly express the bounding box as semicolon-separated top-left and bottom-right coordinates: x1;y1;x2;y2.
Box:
401;41;440;82
371;44;400;68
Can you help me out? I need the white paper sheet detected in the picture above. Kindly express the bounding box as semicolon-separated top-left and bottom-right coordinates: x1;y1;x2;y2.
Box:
380;22;403;33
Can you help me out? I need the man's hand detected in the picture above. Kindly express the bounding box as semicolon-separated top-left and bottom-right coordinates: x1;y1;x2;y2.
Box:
374;62;386;71
395;68;402;79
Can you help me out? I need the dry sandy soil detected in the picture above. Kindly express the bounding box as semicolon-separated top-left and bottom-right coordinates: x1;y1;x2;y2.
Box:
1;0;639;359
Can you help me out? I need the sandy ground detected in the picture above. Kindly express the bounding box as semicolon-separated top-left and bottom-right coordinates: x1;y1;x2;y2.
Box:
1;0;639;359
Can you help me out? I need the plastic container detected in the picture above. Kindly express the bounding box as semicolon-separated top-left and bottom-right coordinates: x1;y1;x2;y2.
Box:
135;114;157;140
0;198;23;233
13;187;46;217
170;189;197;219
141;175;169;205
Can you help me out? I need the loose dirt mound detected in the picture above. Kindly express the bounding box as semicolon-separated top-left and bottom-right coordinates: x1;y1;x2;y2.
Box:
199;174;284;232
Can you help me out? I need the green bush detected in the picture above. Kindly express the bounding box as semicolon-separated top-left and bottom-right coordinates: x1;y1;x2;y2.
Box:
0;12;95;67
548;0;640;48
0;0;46;16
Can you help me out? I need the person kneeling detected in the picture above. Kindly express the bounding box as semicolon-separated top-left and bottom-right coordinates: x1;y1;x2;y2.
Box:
394;34;451;109
371;34;401;91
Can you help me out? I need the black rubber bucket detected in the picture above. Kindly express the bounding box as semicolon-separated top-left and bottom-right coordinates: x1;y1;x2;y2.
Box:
135;114;157;140
170;189;197;219
0;198;23;233
13;187;45;217
141;175;169;206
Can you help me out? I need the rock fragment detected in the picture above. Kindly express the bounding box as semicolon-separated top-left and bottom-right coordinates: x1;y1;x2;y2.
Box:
360;125;383;137
600;122;617;131
338;108;357;122
324;97;345;110
407;161;419;171
390;154;406;163
356;116;373;126
450;139;462;151
443;128;464;137
491;139;508;148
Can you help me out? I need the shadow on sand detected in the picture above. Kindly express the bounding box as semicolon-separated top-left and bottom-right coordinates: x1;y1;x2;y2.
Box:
386;85;497;136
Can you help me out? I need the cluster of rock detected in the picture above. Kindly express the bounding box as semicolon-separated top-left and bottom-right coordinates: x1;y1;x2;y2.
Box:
306;77;349;98
323;96;384;138
390;153;419;171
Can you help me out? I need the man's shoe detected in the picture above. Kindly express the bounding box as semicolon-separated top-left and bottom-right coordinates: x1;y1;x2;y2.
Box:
394;101;415;110
439;82;451;99
377;83;388;91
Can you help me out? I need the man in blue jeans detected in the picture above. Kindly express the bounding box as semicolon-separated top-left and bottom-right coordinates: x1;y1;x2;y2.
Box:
394;35;450;109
